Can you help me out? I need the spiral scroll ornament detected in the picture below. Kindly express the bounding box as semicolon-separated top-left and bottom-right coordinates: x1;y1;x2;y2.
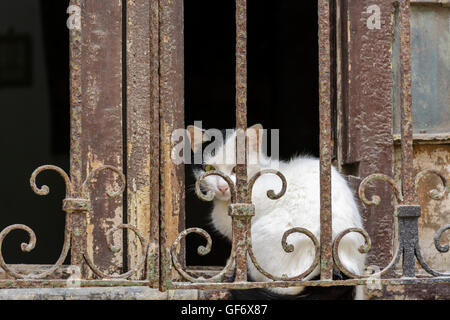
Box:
0;164;147;280
173;167;323;283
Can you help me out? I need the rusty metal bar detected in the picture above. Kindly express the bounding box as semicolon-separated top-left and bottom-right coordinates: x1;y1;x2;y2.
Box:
398;0;415;205
318;0;334;280
148;0;161;288
2;274;450;290
159;0;185;291
68;0;85;271
126;0;153;281
79;0;124;277
233;0;250;283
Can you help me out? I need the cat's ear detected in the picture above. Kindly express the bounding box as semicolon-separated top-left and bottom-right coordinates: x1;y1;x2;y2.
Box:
187;125;208;153
248;124;263;153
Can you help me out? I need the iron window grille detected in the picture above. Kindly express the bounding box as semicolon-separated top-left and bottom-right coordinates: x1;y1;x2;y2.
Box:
0;0;448;296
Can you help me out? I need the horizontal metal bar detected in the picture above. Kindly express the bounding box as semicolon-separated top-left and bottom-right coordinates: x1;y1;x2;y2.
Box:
2;277;450;290
393;133;450;144
0;287;197;300
410;0;450;7
173;277;450;290
0;280;148;289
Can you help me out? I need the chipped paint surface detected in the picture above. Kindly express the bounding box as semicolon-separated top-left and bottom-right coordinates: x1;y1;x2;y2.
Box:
80;0;124;277
126;0;154;281
394;144;450;273
338;0;397;270
158;0;185;289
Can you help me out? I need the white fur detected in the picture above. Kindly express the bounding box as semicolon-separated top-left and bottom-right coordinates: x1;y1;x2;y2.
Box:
195;130;366;297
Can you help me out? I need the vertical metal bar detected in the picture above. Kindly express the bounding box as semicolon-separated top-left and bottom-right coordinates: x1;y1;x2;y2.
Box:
397;205;421;278
126;0;153;281
342;0;395;270
235;0;248;135
148;0;161;288
159;0;185;291
318;0;334;280
69;0;85;270
233;0;250;283
235;0;248;201
81;0;124;277
398;0;415;205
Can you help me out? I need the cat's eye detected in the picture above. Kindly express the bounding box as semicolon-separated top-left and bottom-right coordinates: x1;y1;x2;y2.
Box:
204;165;216;172
231;166;237;174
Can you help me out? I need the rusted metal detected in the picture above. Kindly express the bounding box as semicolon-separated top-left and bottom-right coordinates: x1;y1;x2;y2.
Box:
338;0;396;271
79;0;124;278
84;224;148;279
0;164;147;281
359;173;404;205
195;171;237;203
171;168;287;284
158;0;185;290
394;133;450;144
332;228;372;279
233;0;250;283
148;0;161;288
398;0;415;205
172;276;450;290
247;227;320;281
247;169;287;200
69;0;84;273
126;0;153;281
434;225;450;253
318;0;334;281
170;228;235;283
0;275;450;291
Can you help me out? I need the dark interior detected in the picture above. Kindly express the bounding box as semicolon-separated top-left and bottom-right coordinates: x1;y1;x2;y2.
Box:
0;1;318;268
0;0;70;264
185;0;319;266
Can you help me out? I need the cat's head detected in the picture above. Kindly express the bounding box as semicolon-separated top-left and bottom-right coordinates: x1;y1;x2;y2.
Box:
187;124;268;202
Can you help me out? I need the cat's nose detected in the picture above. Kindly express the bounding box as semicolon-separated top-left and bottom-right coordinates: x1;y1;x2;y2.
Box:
218;185;229;194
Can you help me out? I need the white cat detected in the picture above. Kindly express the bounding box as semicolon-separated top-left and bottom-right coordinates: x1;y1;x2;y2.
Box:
187;124;366;299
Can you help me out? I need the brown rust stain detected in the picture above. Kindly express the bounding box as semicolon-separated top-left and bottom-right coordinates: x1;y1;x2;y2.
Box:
80;0;124;278
159;0;185;288
339;0;397;271
126;0;153;280
394;144;450;273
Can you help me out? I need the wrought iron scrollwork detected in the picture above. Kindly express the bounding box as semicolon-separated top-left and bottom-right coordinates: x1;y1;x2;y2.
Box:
434;225;450;253
411;170;450;277
170;171;238;282
0;166;73;279
172;167;325;283
80;166;148;279
0;164;147;280
358;173;404;206
195;171;237;203
414;169;448;201
247;227;320;281
332;170;450;279
170;227;235;283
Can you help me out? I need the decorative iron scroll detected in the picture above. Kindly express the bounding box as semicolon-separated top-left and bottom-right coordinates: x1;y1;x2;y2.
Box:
0;165;148;280
170;169;293;282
